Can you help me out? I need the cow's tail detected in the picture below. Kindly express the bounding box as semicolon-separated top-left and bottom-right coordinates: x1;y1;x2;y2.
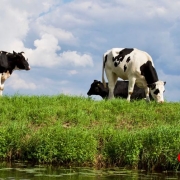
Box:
102;54;106;88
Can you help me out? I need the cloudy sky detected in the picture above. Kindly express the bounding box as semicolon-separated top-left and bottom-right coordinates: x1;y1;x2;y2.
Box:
1;0;180;102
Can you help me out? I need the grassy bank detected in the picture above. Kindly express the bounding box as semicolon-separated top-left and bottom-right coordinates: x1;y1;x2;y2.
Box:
0;95;180;171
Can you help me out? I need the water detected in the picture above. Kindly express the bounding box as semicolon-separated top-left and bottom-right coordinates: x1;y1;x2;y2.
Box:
0;162;180;180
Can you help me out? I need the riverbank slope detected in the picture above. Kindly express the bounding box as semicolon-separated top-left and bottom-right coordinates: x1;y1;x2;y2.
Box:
0;95;179;171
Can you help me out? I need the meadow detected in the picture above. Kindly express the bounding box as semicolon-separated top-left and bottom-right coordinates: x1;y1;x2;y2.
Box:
0;95;180;171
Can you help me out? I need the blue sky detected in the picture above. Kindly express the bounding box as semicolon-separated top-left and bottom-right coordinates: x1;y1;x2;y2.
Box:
0;0;180;101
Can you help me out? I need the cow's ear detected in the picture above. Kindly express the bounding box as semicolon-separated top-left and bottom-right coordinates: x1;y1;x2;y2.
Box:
13;51;16;57
164;81;166;85
13;51;17;56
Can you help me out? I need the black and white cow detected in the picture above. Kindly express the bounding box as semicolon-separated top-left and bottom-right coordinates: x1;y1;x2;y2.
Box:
0;51;30;95
87;80;153;100
102;48;166;103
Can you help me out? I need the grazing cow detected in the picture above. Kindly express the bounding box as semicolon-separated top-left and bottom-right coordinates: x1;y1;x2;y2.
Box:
87;80;153;100
0;51;30;95
102;48;166;103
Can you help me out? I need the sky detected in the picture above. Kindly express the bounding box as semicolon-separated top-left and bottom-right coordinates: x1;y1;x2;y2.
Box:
0;0;180;102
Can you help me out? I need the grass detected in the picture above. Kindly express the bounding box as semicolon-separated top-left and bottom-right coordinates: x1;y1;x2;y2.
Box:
0;94;180;171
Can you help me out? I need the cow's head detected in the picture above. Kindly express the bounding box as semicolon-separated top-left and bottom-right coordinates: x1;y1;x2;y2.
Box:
87;80;108;97
13;51;30;70
148;81;166;103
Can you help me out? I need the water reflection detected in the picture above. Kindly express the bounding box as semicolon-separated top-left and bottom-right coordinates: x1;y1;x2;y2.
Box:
0;162;179;180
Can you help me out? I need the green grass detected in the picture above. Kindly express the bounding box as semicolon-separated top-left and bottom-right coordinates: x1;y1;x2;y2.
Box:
0;94;180;171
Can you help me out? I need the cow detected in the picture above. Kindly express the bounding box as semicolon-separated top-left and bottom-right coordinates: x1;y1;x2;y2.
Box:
0;51;30;96
102;48;166;103
87;80;153;100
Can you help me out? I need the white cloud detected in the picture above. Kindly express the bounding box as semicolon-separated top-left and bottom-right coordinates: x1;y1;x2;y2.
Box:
2;0;56;17
0;3;29;51
50;0;180;26
25;34;60;67
6;74;36;90
34;23;78;45
58;51;93;67
68;70;78;75
25;33;93;68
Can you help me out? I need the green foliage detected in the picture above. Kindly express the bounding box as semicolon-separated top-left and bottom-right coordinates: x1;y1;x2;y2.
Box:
23;127;97;164
0;95;180;170
103;130;142;168
139;126;180;170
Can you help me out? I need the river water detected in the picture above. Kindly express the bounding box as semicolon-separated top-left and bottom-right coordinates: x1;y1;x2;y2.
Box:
0;162;180;180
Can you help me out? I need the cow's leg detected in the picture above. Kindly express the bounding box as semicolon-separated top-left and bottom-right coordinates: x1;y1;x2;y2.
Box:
0;72;10;96
127;77;136;102
145;87;150;102
0;74;3;96
0;79;6;96
106;71;118;99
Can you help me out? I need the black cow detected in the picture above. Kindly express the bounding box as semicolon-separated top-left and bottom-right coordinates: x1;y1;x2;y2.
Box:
0;51;30;95
87;80;153;100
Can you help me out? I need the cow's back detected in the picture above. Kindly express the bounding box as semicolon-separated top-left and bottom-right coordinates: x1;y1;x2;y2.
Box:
105;48;154;86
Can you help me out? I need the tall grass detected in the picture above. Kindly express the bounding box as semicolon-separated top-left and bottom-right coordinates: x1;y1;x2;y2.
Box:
0;95;180;171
